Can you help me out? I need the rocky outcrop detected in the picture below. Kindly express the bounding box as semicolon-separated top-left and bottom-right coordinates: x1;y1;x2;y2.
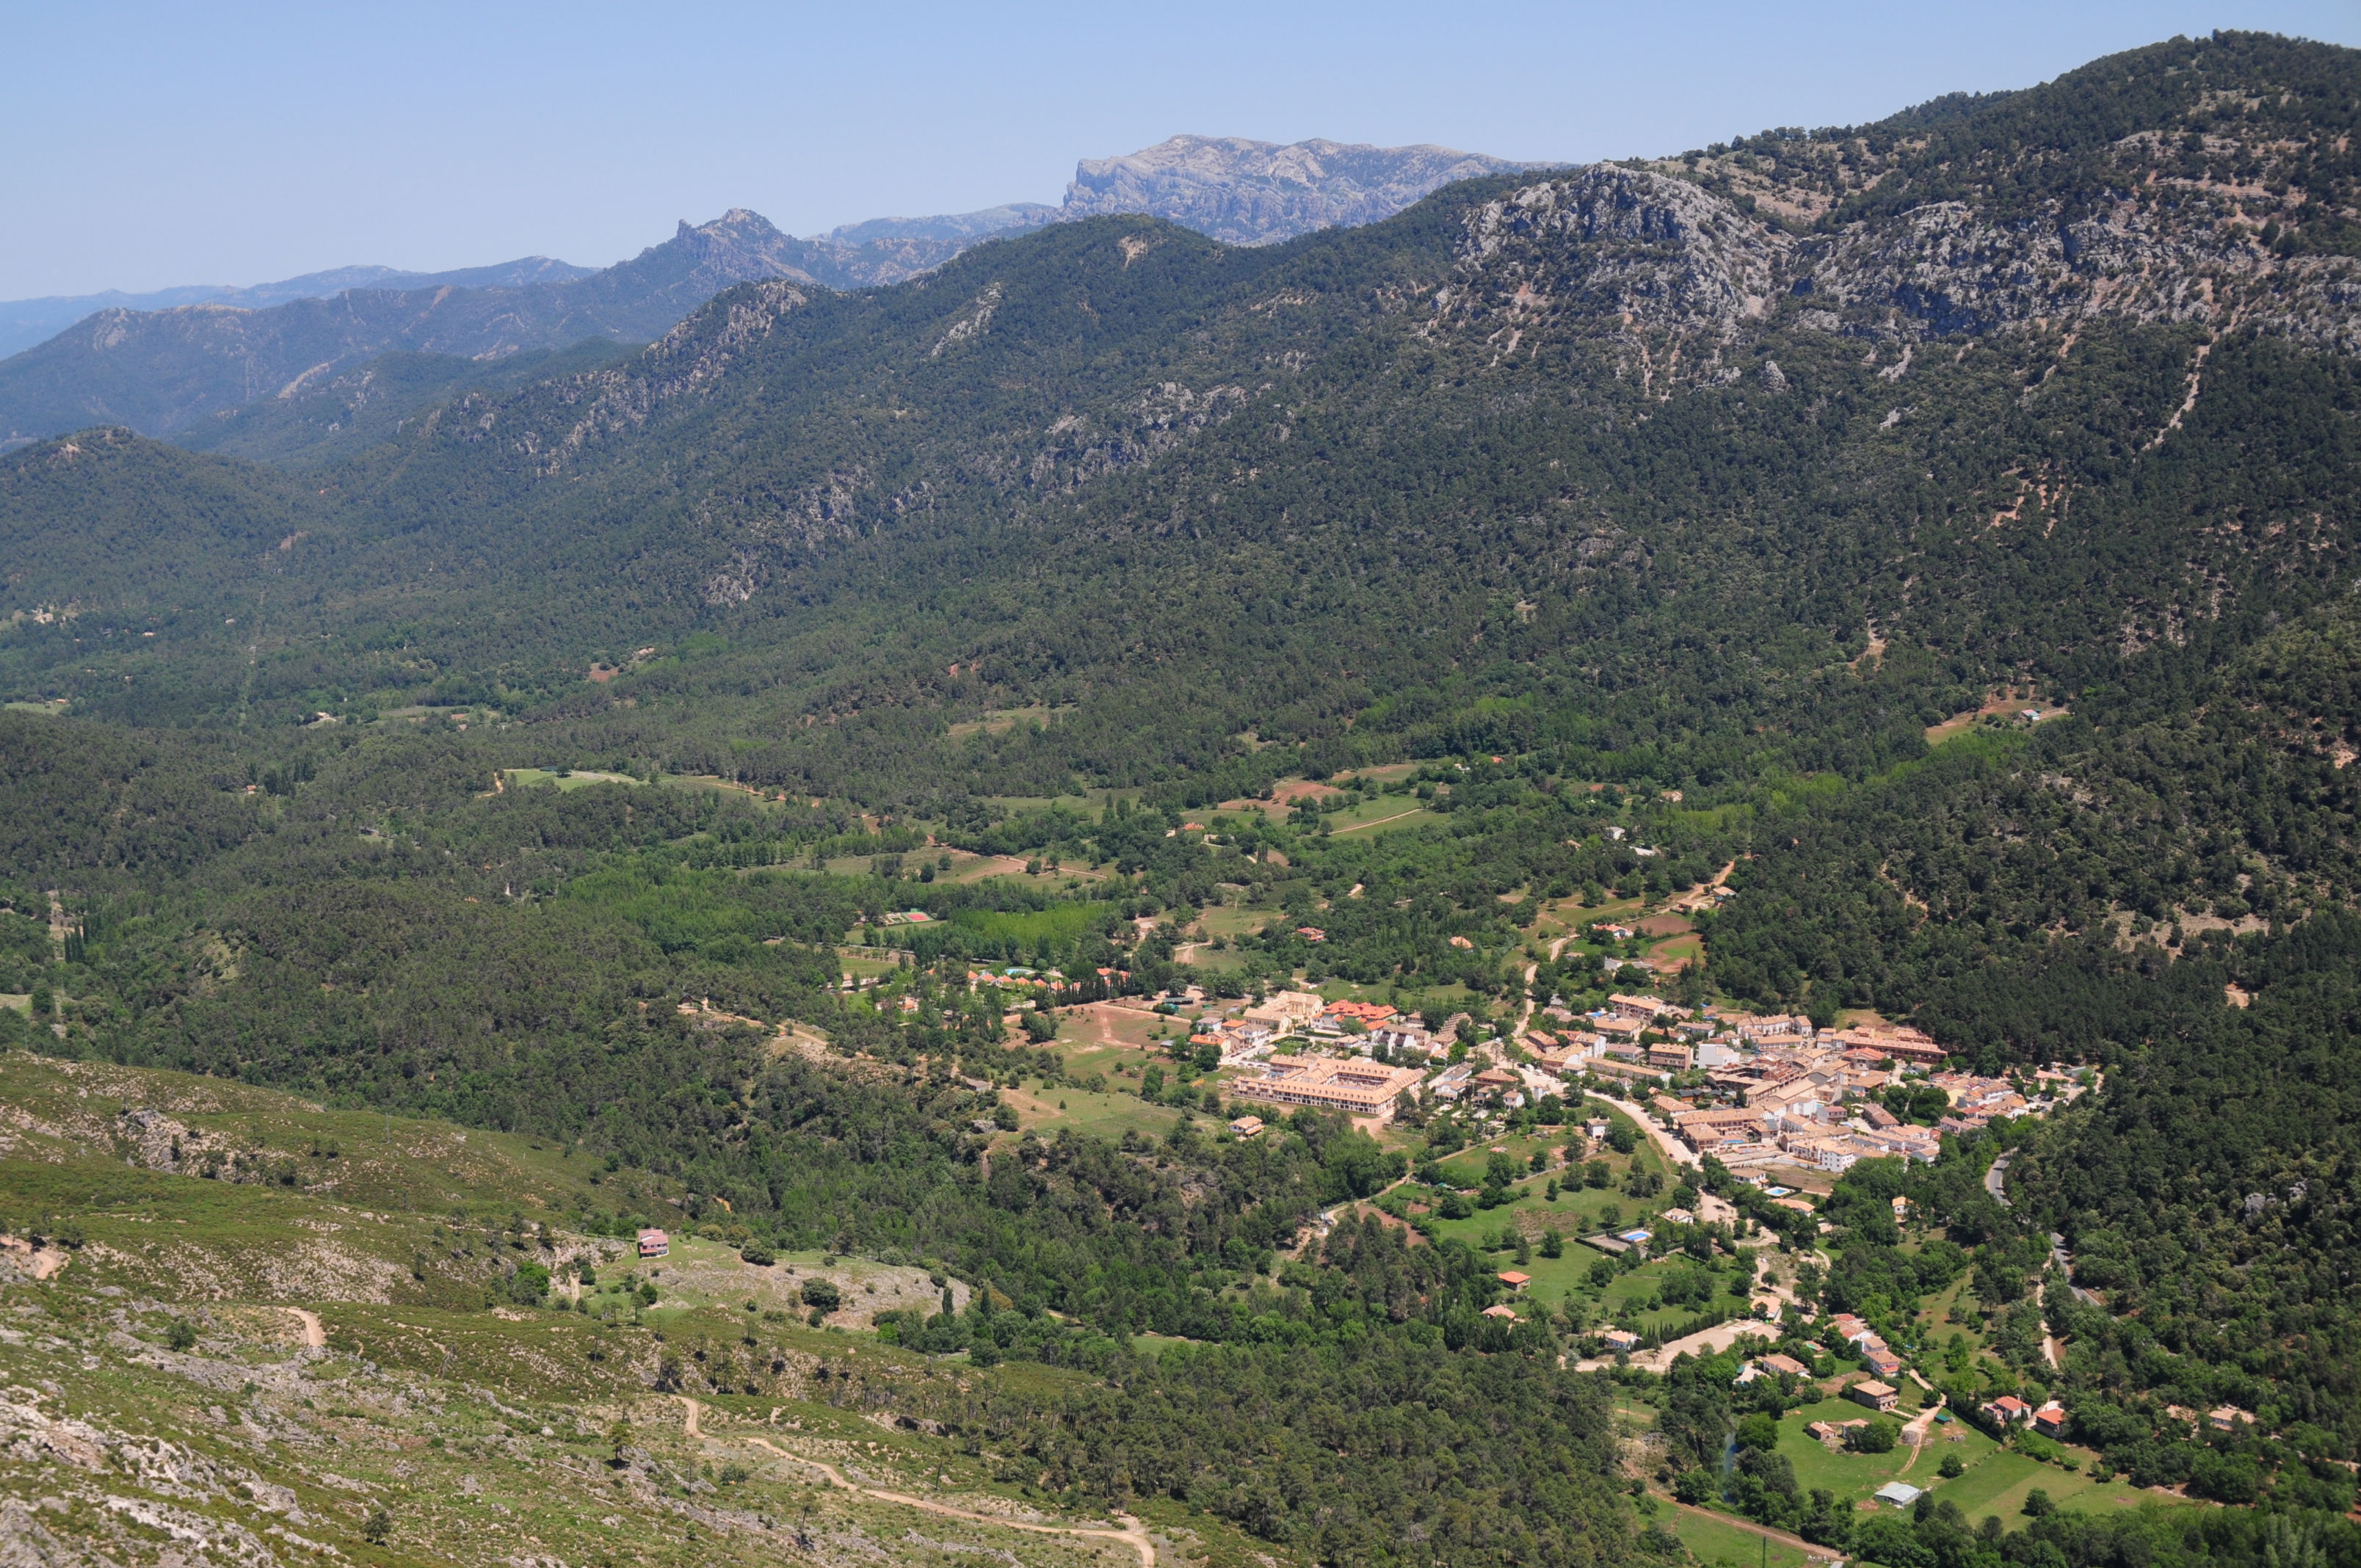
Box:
1062;135;1542;245
1438;148;2361;382
1435;169;1786;375
1806;194;2361;355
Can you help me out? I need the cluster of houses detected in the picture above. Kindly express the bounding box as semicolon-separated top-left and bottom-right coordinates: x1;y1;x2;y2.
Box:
1199;990;1468;1068
1509;998;2080;1173
1827;1310;1908;1379
1979;1393;2070;1437
1161;969;2080;1147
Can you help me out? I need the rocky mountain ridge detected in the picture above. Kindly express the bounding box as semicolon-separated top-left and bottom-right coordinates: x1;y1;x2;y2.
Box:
1061;134;1546;245
0;137;1542;443
1435;38;2361;388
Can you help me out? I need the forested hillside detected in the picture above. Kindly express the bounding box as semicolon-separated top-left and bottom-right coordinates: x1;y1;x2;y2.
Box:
5;30;2361;1568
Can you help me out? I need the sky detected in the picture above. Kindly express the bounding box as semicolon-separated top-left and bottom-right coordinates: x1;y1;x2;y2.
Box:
4;0;2357;300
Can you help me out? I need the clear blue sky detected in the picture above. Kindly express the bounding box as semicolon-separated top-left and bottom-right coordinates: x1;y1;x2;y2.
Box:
4;0;2356;299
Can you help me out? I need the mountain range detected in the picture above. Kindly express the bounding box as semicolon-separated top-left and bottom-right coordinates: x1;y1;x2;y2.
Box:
0;135;1535;443
4;32;2361;1568
0;255;598;360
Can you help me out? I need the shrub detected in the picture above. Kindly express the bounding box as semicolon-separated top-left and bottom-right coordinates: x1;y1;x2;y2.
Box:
166;1318;197;1352
739;1245;775;1266
1846;1419;1899;1453
509;1261;551;1304
1938;1451;1965;1478
800;1278;841;1312
2022;1488;2053;1517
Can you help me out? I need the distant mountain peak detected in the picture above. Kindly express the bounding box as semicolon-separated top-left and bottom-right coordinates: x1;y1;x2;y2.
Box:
1062;134;1550;245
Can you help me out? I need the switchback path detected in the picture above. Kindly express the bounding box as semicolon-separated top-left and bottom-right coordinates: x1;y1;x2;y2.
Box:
678;1398;1156;1566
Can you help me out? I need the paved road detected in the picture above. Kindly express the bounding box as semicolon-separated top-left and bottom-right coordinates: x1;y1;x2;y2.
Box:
1984;1152;2012;1208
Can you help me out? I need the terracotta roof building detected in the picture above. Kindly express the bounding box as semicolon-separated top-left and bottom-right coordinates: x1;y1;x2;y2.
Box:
1229;1055;1427;1122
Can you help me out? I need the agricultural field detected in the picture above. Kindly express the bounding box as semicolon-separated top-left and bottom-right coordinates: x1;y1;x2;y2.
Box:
1667;1503;1824;1568
1322;798;1443;835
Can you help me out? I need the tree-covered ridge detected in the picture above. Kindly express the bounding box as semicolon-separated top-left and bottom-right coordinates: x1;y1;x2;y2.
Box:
4;35;2361;1568
1664;31;2361;252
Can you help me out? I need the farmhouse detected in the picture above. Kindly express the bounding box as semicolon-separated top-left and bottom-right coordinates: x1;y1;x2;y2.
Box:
637;1227;670;1259
1849;1380;1900;1412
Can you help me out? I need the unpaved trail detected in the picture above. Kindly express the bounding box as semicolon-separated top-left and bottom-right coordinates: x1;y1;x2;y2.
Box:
683;1399;1155;1565
286;1308;325;1349
1894;1396;1945;1474
1663;1496;1836;1561
1331;807;1424;835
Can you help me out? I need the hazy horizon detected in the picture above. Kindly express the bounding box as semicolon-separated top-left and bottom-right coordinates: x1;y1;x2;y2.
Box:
6;0;2359;301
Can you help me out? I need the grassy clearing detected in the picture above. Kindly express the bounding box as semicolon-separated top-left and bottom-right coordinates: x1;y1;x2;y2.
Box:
1194;904;1269;940
1669;1505;1822;1568
1772;1397;1935;1500
1929;1442;2164;1520
1325;799;1443;835
1001;1081;1186;1143
505;766;645;792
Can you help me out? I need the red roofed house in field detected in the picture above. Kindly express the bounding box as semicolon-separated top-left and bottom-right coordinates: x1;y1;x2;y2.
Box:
2033;1402;2068;1438
1981;1395;2032;1428
637;1227;670;1259
1497;1271;1531;1292
1849;1381;1899;1413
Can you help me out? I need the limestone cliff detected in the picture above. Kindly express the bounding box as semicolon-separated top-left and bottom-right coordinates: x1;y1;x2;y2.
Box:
1062;134;1543;245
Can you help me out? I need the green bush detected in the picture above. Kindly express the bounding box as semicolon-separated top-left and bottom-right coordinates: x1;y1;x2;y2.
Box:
1846;1418;1899;1453
509;1261;551;1303
800;1277;841;1311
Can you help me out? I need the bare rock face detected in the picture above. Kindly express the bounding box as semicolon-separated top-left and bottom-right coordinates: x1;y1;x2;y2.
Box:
1437;133;2361;387
1062;135;1544;246
1437;170;1786;376
1807;193;2361;356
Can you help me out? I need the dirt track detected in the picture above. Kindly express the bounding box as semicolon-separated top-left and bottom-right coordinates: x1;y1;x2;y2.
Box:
681;1398;1156;1566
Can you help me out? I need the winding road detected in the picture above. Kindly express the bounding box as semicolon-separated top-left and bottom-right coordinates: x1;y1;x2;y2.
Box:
679;1398;1155;1567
